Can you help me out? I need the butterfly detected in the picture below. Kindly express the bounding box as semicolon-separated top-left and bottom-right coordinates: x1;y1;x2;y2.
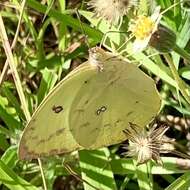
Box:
18;47;161;160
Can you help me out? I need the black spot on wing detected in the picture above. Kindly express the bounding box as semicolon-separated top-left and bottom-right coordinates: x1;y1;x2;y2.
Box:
80;122;90;128
52;105;63;113
126;111;133;117
85;100;89;105
96;106;107;115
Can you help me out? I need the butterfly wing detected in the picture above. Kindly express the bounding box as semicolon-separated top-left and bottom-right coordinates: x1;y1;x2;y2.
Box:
69;55;161;148
18;63;99;160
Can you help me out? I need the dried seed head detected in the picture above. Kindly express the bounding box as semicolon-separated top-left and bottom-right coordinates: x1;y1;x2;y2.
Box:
88;0;138;25
123;122;169;165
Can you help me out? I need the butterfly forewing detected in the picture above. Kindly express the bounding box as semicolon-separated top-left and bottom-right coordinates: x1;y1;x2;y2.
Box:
18;62;99;160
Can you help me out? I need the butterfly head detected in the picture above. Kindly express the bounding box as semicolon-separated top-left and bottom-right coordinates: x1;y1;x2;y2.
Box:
88;47;107;69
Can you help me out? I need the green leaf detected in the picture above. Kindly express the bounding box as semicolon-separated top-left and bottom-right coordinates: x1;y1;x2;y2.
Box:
0;133;9;151
0;104;23;131
37;68;58;104
111;157;189;175
26;0;102;42
179;66;190;80
165;171;190;190
1;84;25;120
136;163;153;190
79;148;117;190
1;146;18;168
0;160;38;190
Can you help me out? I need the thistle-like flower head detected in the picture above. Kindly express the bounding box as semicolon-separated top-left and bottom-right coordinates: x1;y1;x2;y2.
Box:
123;122;169;165
88;0;138;25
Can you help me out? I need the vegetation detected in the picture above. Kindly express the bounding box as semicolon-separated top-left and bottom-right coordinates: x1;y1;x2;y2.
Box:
0;0;190;189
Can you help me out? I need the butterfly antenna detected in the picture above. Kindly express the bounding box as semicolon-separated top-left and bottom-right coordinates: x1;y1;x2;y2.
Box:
75;9;90;49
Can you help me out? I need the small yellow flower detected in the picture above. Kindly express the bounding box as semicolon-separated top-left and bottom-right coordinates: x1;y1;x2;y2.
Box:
88;0;138;25
123;122;169;165
129;6;161;52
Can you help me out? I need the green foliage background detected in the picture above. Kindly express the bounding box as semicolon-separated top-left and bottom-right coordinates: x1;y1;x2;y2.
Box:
0;0;190;189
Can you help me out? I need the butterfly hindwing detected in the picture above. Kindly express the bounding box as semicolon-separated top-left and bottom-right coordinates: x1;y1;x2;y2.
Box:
69;52;161;149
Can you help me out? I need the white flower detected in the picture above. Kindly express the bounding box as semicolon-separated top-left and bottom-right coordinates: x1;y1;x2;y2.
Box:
123;122;169;165
88;0;138;25
129;6;161;52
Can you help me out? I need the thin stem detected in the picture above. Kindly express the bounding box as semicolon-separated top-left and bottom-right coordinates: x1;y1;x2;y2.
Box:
173;44;190;64
0;14;31;120
164;54;190;105
0;62;9;86
0;0;26;85
38;159;47;190
76;9;90;48
160;0;185;15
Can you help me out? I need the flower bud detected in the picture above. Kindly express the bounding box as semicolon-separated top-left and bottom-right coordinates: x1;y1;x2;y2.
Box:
149;24;176;53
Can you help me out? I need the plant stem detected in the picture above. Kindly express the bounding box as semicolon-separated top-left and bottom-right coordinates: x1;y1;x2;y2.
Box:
164;54;190;105
0;0;27;85
173;44;190;64
0;15;31;121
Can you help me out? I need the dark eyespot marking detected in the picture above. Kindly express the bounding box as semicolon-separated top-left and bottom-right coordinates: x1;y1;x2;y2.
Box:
96;106;107;115
31;119;36;123
135;101;139;104
115;119;122;125
85;100;89;105
80;122;90;128
84;80;88;84
31;136;38;140
74;108;84;113
104;124;111;128
56;128;65;135
38;139;46;144
49;149;59;155
91;127;99;133
52;105;63;113
109;77;121;85
29;126;35;131
47;134;54;141
96;109;101;115
100;106;107;112
126;111;133;117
